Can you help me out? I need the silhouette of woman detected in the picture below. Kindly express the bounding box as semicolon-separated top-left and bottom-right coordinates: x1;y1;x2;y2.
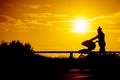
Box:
90;26;106;55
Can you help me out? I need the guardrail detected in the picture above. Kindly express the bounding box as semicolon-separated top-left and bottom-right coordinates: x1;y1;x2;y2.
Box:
33;51;120;58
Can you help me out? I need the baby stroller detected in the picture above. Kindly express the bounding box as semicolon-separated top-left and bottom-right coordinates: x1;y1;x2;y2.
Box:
78;40;96;58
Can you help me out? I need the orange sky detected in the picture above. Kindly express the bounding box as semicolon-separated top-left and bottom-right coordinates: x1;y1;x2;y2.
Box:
0;0;120;57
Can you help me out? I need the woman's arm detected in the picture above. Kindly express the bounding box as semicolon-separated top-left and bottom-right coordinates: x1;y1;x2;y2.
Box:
90;35;98;41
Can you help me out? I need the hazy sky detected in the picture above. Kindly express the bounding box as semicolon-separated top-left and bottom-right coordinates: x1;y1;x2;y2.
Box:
1;0;120;57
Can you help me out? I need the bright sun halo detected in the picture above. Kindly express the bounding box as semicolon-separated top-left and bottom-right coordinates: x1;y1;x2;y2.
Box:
74;19;88;32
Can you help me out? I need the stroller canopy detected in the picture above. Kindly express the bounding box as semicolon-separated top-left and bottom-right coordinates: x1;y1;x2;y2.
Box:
82;40;96;50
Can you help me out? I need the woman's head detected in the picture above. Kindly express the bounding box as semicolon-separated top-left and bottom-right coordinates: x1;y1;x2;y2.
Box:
97;26;102;33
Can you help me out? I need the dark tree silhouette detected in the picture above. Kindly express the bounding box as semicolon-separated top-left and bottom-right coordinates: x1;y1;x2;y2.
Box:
0;40;34;65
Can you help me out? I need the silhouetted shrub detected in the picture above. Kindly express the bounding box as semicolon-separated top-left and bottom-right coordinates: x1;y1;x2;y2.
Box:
0;40;34;64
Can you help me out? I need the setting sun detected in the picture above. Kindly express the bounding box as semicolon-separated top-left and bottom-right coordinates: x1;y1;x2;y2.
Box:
74;19;88;32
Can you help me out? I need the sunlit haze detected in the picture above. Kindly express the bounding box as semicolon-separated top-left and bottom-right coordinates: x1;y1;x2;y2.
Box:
1;0;120;58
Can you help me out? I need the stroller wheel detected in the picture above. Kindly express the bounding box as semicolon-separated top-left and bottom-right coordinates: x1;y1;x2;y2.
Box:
78;54;85;59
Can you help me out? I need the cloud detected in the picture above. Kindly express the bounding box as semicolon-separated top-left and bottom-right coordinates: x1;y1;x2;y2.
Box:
0;13;68;32
113;12;120;17
0;15;15;23
24;13;52;19
30;4;51;9
24;13;67;25
30;5;41;9
24;13;52;25
24;19;52;26
89;11;120;30
0;15;27;32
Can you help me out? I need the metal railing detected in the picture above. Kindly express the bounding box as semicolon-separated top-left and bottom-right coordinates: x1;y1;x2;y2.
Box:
33;51;120;58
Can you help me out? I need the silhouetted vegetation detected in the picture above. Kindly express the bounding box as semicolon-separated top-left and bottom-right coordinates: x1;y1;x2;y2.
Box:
0;40;34;65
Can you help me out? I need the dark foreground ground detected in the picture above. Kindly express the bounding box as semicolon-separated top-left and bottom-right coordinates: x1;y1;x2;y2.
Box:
2;65;120;80
1;54;120;80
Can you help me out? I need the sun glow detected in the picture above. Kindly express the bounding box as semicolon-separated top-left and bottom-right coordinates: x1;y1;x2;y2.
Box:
74;19;88;32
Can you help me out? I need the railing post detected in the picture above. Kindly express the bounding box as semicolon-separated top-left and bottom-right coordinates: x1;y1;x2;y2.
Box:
69;52;73;59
